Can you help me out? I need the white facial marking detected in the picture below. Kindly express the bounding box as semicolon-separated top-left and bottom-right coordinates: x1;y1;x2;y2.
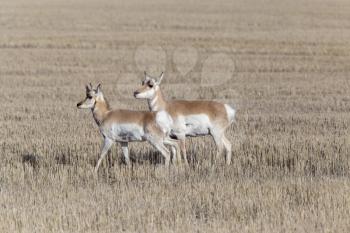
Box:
78;98;95;109
135;88;155;99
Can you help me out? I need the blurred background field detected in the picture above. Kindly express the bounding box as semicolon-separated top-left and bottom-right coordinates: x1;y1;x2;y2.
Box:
1;0;350;232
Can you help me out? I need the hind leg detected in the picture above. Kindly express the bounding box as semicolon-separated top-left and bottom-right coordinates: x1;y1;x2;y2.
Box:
210;129;225;164
222;135;232;165
177;136;188;165
164;137;181;165
120;142;131;166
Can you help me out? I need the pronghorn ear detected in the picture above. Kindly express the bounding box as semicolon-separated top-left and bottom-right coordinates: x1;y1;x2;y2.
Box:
96;83;102;93
86;84;91;92
143;71;151;84
144;71;150;80
157;72;164;85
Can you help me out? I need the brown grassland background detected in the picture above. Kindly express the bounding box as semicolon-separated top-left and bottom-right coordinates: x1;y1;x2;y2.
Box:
1;0;350;232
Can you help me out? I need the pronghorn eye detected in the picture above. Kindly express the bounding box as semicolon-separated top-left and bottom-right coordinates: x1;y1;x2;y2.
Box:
148;82;154;88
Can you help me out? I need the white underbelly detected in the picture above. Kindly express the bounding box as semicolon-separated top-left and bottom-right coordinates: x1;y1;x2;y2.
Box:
103;123;144;142
183;114;211;136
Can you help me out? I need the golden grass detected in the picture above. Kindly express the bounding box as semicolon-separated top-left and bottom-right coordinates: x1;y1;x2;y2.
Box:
1;0;350;232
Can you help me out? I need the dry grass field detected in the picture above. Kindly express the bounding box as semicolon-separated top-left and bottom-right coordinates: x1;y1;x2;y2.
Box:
1;0;350;232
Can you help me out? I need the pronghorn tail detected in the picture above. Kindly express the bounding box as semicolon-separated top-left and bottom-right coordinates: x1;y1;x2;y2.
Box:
224;104;236;124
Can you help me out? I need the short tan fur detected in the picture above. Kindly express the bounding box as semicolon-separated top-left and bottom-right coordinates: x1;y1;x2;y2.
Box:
77;83;179;173
134;72;236;165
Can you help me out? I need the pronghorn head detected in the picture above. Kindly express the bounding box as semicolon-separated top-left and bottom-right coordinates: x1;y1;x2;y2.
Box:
133;72;164;99
77;83;104;109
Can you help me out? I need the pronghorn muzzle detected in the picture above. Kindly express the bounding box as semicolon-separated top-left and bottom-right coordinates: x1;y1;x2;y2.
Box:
77;102;81;108
133;91;140;97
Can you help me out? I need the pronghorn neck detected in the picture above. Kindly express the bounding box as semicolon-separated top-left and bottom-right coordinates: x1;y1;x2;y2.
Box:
147;88;167;112
92;97;111;126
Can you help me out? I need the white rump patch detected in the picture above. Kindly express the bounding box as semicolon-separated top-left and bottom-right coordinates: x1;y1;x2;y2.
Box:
224;104;236;123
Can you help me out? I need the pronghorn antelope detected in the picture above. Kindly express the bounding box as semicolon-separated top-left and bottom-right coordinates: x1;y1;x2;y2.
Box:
77;83;179;173
133;72;236;165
